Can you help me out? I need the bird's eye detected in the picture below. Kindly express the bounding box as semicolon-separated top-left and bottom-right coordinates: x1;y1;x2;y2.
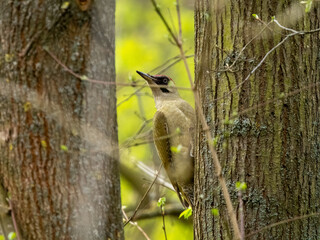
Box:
162;78;168;84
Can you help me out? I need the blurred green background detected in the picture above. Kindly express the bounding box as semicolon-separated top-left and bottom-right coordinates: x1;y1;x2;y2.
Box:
116;0;194;239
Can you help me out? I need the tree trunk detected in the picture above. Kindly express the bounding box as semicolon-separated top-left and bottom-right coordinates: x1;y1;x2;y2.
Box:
0;1;123;239
194;0;320;239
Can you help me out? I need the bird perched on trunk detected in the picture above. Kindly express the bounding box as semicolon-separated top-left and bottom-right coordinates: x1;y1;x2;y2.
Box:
137;71;195;208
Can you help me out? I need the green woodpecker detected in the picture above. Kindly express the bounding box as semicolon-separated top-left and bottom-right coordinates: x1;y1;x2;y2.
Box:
137;71;195;208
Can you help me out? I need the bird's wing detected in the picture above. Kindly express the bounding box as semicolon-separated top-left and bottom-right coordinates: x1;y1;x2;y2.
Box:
153;111;172;170
153;111;188;207
177;101;196;157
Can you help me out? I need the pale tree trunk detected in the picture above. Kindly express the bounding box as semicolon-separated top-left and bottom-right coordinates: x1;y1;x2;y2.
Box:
0;1;123;239
194;0;320;239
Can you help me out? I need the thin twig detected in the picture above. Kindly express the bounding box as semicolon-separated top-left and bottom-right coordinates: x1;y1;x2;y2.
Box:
7;199;21;240
215;18;320;103
245;212;320;238
274;19;320;34
255;18;285;36
154;54;194;75
123;131;180;149
235;81;320;118
167;8;178;39
224;21;271;72
160;205;168;240
176;1;182;43
124;163;163;226
127;204;184;221
142;178;175;192
135;161;175;191
150;0;180;46
117;86;145;107
158;55;193;75
238;191;245;240
214;33;292;103
149;54;182;73
273;19;300;34
122;208;151;240
19;30;43;58
44;47;192;91
158;58;183;74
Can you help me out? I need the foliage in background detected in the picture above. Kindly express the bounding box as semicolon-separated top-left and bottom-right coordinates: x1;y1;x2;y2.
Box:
116;0;194;239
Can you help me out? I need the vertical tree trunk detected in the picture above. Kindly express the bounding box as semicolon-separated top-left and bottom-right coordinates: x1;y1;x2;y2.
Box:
194;0;320;239
0;1;123;239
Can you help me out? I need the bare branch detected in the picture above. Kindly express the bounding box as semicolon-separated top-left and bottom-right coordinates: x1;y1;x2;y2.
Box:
136;161;174;191
238;191;245;240
215;18;320;103
122;208;151;240
159;202;168;240
117;86;146;107
126;204;185;221
223;21;271;72
44;47;192;91
124;163;163;226
150;0;180;47
246;212;320;238
214;33;292;103
235;81;320;118
8;199;21;240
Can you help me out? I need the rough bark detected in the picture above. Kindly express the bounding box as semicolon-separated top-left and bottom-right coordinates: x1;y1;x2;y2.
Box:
194;0;320;239
0;1;123;239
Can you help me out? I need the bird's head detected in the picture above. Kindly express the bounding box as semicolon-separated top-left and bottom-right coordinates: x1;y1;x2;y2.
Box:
136;71;179;98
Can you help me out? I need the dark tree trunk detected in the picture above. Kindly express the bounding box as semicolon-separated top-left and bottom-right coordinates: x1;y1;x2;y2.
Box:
0;1;123;239
194;0;320;239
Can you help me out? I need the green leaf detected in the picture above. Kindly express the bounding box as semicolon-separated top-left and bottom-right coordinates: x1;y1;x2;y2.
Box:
157;197;166;207
236;181;247;191
80;75;89;81
179;207;192;219
41;140;47;148
60;145;68;151
8;232;16;240
0;235;5;240
175;127;181;134
252;14;259;20
61;1;70;10
212;136;219;147
305;1;312;12
211;208;219;216
5;54;14;63
171;144;182;153
23;101;31;112
301;0;313;12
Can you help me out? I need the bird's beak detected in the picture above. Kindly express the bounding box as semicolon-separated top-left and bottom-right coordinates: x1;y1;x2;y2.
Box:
136;71;156;83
